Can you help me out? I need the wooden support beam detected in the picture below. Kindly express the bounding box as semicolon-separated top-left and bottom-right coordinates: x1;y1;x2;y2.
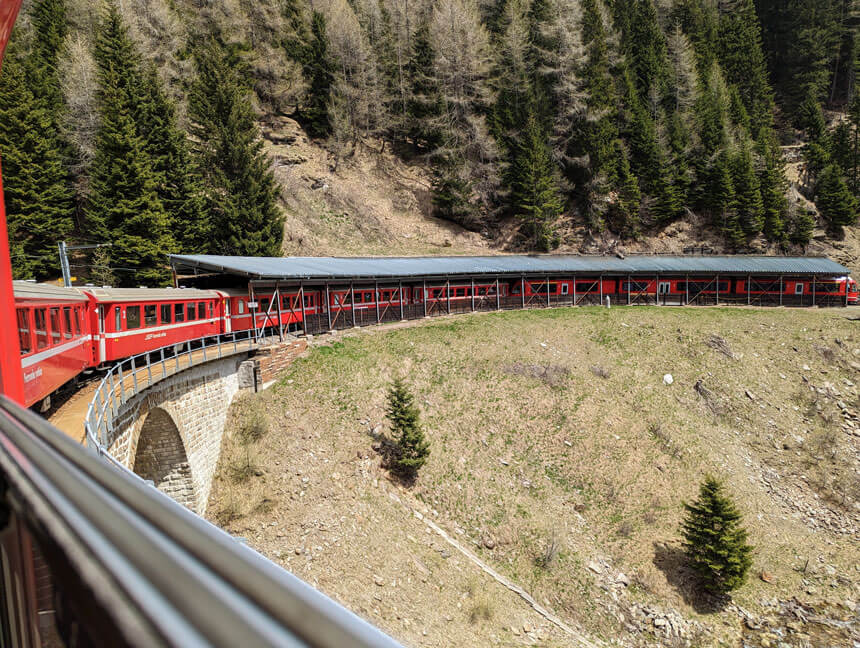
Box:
300;282;307;335
275;281;284;341
423;280;427;317
325;284;332;331
350;282;356;327
399;281;404;320
375;281;380;324
495;278;500;310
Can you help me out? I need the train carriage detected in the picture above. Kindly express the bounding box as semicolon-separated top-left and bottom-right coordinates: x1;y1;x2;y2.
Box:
86;287;224;364
14;281;92;409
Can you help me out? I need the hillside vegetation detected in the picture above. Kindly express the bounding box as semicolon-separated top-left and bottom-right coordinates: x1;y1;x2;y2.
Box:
208;306;860;647
3;0;860;283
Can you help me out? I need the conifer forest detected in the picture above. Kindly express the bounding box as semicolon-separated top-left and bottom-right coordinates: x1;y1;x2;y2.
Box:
1;0;858;285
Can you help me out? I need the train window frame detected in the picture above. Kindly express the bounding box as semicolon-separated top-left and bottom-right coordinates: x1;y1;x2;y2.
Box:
73;308;82;335
126;305;141;330
186;302;196;321
17;309;31;355
62;307;73;339
209;302;214;318
161;304;172;324
50;308;62;344
115;306;121;331
175;303;185;323
144;304;157;327
198;302;206;320
795;282;804;295
35;308;48;350
237;300;245;315
560;283;569;295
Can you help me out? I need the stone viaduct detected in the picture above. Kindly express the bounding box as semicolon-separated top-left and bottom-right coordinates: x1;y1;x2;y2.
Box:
102;340;306;514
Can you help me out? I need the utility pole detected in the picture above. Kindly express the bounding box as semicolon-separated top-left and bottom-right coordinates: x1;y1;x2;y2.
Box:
58;241;112;287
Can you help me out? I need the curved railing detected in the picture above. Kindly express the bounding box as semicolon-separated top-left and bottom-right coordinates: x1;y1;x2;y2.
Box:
84;329;258;462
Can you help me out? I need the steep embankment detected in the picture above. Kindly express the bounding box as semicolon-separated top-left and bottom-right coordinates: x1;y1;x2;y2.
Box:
208;306;859;647
260;115;860;274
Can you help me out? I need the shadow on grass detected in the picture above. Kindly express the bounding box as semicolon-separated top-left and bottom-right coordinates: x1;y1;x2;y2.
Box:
365;425;418;488
652;542;729;614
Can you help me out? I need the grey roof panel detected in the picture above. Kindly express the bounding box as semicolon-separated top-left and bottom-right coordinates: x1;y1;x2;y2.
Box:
13;281;88;302
171;254;852;281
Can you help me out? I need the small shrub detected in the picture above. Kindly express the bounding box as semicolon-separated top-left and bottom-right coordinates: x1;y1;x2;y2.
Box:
535;531;560;569
618;521;633;538
238;404;269;445
681;476;753;596
385;378;430;480
216;496;242;525
469;600;493;623
229;446;259;483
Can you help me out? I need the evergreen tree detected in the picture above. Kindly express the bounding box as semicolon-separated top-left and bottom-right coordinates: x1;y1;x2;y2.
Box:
511;116;563;250
385;378;430;480
0;49;74;279
606;139;641;236
280;0;310;64
189;42;284;257
302;11;335;138
138;66;208;253
626;0;668;107
816;164;858;231
706;151;743;247
431;153;477;228
29;0;67;112
716;0;773;139
681;475;753;596
406;19;444;151
786;204;815;247
758;137;787;241
730;143;764;237
88;4;173;286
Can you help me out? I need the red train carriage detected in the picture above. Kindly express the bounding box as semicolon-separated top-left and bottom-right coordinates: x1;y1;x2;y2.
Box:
14;281;92;408
86;287;224;364
222;288;316;334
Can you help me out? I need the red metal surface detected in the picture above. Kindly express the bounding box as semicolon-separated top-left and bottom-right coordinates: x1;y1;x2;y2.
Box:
0;0;24;404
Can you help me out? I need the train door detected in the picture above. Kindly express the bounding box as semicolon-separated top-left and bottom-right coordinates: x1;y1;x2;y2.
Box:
223;299;231;333
97;305;106;363
657;281;671;305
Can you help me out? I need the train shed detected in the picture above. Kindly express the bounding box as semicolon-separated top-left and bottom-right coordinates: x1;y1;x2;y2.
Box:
169;254;854;335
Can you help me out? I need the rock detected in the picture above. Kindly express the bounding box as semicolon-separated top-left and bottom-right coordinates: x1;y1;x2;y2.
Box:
373;575;385;586
616;573;630;587
483;537;496;550
587;561;603;574
760;571;775;583
745;389;756;400
653;618;667;627
663;374;674;385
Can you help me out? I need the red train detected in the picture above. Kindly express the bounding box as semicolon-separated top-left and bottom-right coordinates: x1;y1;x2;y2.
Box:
14;274;858;409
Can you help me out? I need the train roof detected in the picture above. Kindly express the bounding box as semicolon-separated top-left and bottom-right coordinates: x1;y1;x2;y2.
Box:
13;281;88;302
170;254;852;282
82;286;222;302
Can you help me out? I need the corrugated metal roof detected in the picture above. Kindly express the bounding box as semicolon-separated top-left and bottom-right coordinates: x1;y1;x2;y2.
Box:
171;254;852;281
13;281;88;302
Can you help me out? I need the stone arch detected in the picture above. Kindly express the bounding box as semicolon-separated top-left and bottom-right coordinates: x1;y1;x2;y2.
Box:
132;407;196;511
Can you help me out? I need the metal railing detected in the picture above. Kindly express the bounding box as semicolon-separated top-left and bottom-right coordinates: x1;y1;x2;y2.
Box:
84;329;258;458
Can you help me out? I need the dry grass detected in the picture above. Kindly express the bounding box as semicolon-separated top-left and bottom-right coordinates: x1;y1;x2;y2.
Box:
207;306;860;648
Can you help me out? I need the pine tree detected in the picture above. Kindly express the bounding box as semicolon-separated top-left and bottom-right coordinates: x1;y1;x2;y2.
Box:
431;153;477;228
786;204;815;247
706;151;743;247
730;143;764;237
511;116;563;250
138;66;208;253
816;164;858;231
681;475;753;596
716;0;773;139
0;46;74;280
606;139;641;236
385;378;430;480
29;0;67;112
626;0;668;107
406;19;444;151
758;137;787;242
189;42;284;257
303;11;335;138
88;3;173;286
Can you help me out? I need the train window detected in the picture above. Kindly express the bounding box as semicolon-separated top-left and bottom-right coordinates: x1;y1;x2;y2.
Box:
145;305;157;327
50;308;62;343
35;309;48;350
175;303;185;322
73;308;81;335
819;282;840;293
795;282;804;295
303;295;313;308
17;309;31;355
209;303;214;317
126;306;141;329
560;284;569;295
237;300;245;315
115;306;121;331
186;303;196;321
161;304;172;324
198;302;206;319
62;307;73;339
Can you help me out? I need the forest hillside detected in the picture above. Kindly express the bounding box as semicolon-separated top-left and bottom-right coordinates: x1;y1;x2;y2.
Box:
2;0;860;284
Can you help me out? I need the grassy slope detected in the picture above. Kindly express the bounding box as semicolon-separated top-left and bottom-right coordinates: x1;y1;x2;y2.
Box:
208;307;859;647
